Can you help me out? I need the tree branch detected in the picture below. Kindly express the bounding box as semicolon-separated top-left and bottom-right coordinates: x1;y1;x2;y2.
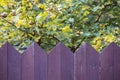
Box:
95;2;117;22
0;16;17;27
73;37;86;52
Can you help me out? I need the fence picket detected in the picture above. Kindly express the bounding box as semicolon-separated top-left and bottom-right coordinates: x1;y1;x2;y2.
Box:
48;42;74;80
0;42;21;80
22;42;47;80
100;43;120;80
74;42;99;80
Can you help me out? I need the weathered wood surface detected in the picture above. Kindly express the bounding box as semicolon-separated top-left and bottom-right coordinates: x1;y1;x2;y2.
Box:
100;43;120;80
48;42;74;80
74;43;99;80
0;42;120;80
0;42;21;80
22;42;47;80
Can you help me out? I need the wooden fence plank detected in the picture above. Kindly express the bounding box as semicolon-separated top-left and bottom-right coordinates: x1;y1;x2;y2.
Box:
100;43;120;80
22;43;34;80
100;43;114;80
34;42;47;80
0;42;21;80
74;43;99;80
22;42;47;80
48;42;74;80
7;43;21;80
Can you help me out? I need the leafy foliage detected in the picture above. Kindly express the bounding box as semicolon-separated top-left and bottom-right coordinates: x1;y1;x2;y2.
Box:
0;0;120;52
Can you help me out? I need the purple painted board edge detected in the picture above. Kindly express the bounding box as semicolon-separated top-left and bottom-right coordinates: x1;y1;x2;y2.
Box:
113;43;120;80
0;43;7;80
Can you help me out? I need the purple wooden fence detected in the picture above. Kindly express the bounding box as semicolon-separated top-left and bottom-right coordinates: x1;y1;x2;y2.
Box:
0;42;120;80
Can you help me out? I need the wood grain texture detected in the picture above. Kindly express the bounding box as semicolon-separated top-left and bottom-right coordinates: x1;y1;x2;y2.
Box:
100;42;120;80
74;42;99;80
22;42;47;80
0;42;120;80
0;42;21;80
48;42;74;80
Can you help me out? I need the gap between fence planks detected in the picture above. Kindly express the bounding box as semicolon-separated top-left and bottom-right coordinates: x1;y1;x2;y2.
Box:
0;42;120;80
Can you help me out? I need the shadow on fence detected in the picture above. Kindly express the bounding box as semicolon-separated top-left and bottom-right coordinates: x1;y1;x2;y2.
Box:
0;42;120;80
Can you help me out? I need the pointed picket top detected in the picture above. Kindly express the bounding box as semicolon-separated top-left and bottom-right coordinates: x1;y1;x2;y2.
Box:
75;42;99;55
74;42;99;80
0;42;20;56
48;42;74;80
2;42;12;47
22;42;34;56
49;42;73;55
101;42;119;54
7;42;21;55
22;42;46;55
3;41;9;45
33;42;46;54
0;42;20;55
0;42;10;50
1;42;8;47
22;42;47;80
